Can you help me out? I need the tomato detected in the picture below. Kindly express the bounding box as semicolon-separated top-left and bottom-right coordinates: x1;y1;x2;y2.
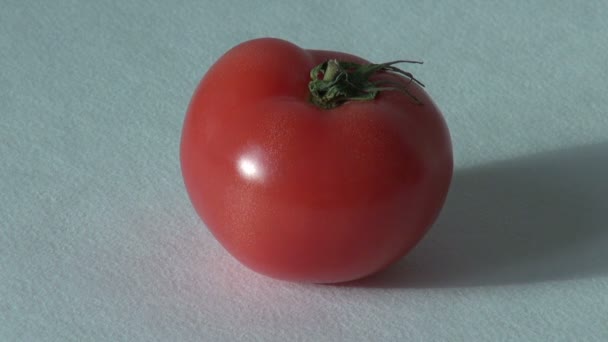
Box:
180;38;452;283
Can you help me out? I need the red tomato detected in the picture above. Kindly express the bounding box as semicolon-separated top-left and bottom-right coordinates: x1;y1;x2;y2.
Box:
180;38;452;283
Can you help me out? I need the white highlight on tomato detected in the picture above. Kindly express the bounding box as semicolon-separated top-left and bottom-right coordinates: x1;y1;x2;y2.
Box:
238;157;260;179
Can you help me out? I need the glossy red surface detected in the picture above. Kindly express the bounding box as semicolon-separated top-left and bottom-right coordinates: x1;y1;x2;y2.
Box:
180;38;453;283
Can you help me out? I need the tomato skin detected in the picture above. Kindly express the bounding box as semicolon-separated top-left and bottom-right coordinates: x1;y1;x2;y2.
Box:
181;38;453;283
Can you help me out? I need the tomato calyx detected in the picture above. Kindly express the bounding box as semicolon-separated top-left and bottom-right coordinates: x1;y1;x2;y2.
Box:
308;59;426;109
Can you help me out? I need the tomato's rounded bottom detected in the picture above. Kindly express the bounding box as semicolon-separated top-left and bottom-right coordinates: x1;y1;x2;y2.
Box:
243;256;403;285
216;230;427;285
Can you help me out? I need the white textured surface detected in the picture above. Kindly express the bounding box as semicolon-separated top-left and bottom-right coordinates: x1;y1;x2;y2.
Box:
2;1;608;341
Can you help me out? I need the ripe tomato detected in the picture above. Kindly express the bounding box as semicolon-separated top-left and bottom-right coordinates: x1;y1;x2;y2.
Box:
180;38;452;283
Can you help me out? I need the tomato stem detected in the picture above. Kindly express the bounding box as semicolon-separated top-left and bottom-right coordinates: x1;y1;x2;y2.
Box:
308;59;425;109
322;60;342;82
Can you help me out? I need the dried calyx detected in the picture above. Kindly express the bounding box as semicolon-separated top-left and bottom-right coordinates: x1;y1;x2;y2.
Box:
308;59;425;109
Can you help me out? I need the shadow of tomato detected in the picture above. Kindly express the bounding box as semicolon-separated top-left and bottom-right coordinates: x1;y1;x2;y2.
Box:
346;142;608;288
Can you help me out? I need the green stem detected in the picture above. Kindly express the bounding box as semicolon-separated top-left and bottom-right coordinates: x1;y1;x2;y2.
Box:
322;60;341;81
308;59;424;109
